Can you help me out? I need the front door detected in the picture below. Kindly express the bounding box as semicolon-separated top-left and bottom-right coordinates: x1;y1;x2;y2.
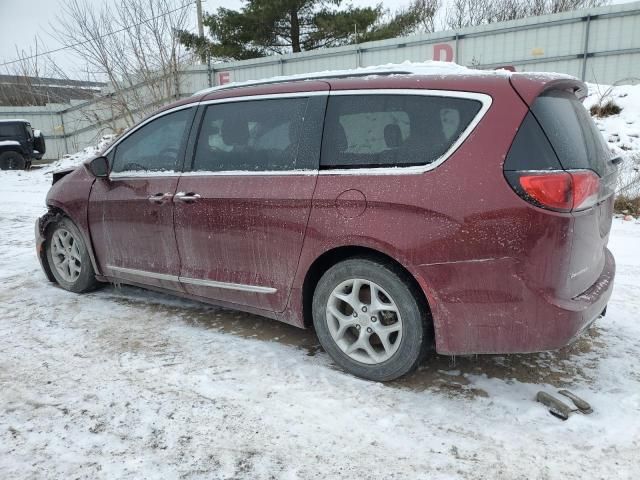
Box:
173;93;327;311
88;106;195;290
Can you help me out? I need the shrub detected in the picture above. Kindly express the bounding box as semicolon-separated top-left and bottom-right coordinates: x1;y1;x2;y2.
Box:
590;99;622;118
614;195;640;216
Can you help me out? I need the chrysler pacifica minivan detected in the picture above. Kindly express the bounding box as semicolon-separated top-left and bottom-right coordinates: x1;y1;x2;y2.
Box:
36;66;617;381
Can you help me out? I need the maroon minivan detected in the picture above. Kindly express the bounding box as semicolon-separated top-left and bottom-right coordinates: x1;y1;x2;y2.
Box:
36;68;617;381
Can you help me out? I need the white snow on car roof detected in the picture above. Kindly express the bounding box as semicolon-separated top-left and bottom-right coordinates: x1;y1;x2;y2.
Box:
193;61;519;96
0;118;30;124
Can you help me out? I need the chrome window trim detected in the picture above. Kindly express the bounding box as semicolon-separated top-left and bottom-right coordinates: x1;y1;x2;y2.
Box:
103;89;492;178
110;171;182;179
107;265;277;294
199;90;328;106
319;89;492;176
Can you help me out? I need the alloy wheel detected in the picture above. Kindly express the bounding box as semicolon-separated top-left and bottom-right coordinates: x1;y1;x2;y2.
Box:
51;228;82;283
326;278;403;365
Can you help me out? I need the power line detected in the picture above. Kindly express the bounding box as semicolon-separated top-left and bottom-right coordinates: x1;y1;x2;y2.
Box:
0;1;196;68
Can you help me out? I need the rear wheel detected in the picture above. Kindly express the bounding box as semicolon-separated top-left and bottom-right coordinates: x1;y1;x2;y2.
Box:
46;217;98;293
312;258;430;381
0;151;26;170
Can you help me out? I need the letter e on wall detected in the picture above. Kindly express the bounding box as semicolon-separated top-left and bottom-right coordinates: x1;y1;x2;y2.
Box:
433;43;454;62
218;72;231;85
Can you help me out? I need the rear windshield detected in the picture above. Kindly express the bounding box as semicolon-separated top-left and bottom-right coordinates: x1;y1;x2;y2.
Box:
531;91;611;176
321;95;482;169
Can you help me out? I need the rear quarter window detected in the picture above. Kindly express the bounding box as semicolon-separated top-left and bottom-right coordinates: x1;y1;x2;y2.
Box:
531;91;611;176
320;94;482;169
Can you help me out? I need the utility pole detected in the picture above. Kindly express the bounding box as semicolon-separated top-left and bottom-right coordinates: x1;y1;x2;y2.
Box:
195;0;212;87
196;0;204;38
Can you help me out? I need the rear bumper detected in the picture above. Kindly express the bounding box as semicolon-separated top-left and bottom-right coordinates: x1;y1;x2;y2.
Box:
420;248;615;355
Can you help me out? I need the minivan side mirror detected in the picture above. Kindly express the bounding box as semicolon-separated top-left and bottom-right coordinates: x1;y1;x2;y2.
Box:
87;156;109;178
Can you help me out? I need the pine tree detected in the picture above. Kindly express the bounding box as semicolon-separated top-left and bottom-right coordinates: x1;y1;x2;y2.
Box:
179;0;438;61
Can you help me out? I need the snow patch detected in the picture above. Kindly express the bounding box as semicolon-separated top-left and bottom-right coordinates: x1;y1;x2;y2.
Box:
194;60;517;96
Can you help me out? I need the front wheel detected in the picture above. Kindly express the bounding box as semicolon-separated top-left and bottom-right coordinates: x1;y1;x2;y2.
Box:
46;217;98;293
312;258;430;382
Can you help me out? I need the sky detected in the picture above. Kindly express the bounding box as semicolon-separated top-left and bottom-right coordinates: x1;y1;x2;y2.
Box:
0;0;634;80
0;0;423;79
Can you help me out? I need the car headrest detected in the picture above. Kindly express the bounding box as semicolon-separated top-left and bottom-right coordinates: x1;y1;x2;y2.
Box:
221;118;249;146
384;124;402;148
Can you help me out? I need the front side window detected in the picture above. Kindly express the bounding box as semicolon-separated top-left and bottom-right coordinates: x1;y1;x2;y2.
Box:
191;97;308;172
321;94;482;169
111;108;193;174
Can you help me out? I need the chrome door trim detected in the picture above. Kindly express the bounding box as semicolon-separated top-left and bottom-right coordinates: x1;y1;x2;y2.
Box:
107;265;277;294
108;265;180;282
180;276;277;294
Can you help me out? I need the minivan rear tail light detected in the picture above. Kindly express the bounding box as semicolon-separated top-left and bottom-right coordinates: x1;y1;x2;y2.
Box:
505;170;600;212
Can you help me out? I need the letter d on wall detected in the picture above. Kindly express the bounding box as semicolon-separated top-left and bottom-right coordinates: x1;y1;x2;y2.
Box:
433;43;454;62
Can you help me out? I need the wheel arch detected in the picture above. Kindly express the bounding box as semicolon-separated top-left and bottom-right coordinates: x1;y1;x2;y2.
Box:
301;245;436;346
40;205;102;277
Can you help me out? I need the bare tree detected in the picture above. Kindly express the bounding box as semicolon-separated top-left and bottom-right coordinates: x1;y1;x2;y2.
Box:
50;0;192;128
409;0;441;33
445;0;608;29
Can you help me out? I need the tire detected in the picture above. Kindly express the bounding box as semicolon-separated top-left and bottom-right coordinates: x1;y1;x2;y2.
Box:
312;258;431;382
45;217;98;293
0;151;26;170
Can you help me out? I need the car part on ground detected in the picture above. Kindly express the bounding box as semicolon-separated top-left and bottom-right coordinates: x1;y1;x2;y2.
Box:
536;390;593;420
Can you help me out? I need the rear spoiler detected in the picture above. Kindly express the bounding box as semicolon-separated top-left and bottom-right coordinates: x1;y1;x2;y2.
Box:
509;74;588;106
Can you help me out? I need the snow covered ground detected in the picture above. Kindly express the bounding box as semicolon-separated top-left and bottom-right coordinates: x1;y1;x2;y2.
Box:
584;82;640;195
2;114;640;480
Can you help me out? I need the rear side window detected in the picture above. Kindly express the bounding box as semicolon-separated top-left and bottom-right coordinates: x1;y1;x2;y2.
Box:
531;91;611;176
320;94;482;169
0;123;23;137
192;97;309;172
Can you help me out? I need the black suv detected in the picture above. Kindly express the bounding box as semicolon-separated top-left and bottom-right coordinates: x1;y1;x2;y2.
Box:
0;119;46;170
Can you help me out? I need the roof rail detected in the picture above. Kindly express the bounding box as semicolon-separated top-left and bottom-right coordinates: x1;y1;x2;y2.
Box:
194;69;414;96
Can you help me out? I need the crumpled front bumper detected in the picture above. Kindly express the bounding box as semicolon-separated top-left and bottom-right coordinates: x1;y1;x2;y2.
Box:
35;214;56;282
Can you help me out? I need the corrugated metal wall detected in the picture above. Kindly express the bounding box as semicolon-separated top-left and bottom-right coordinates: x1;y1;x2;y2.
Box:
2;1;639;159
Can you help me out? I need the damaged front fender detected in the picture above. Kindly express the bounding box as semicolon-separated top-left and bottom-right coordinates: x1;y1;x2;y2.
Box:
35;212;57;283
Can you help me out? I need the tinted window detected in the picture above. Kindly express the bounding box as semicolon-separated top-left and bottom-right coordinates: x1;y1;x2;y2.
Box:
504;112;562;171
0;123;24;137
111;108;192;174
320;95;482;169
192;97;308;172
531;91;611;176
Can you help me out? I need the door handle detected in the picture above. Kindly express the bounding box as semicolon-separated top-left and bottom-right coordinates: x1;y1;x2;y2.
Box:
148;192;173;204
174;192;201;204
